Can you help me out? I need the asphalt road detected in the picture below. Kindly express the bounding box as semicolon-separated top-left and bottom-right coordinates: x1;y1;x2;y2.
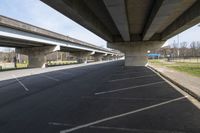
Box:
0;60;200;133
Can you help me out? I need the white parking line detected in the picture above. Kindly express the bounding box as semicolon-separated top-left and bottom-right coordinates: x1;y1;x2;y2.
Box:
48;122;73;127
57;71;73;75
112;71;143;76
60;96;187;133
116;69;148;74
40;75;60;82
12;75;29;91
109;74;156;82
89;125;185;133
95;81;165;95
49;122;184;133
81;96;173;101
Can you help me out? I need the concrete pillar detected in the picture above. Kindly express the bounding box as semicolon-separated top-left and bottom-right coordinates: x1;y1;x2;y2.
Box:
108;41;165;66
16;46;60;68
92;53;107;62
103;54;111;61
125;47;147;66
103;54;116;61
70;51;94;64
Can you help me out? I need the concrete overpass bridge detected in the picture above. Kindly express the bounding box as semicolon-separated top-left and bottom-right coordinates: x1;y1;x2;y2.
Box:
41;0;200;66
0;16;121;68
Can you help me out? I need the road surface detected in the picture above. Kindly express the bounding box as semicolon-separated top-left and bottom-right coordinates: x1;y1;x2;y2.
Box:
0;61;200;133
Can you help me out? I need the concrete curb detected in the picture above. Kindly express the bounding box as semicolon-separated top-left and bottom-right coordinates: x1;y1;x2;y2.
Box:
147;65;200;102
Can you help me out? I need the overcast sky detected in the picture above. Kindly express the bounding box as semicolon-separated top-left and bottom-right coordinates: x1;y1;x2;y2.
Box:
0;0;200;50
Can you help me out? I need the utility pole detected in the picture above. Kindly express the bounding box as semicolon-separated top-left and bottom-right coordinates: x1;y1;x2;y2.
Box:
56;51;59;61
177;34;180;57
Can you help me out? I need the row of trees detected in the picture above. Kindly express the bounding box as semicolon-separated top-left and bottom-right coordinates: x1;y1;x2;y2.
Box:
0;51;16;62
155;41;200;58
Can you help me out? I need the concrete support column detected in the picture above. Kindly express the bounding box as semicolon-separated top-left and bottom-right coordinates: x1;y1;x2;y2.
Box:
92;53;107;62
125;47;147;66
103;54;112;61
16;46;60;68
70;51;94;64
29;53;46;68
108;41;165;66
113;55;118;60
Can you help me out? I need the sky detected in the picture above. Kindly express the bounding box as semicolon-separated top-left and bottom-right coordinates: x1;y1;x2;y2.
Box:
165;24;200;47
0;0;107;49
0;0;200;50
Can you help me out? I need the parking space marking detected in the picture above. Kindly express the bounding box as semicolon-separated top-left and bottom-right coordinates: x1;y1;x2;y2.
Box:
147;66;200;110
12;75;29;91
108;74;156;82
40;75;60;82
48;122;73;127
95;81;165;95
49;122;185;133
81;96;173;101
60;96;187;133
57;71;73;75
112;71;144;76
89;125;185;133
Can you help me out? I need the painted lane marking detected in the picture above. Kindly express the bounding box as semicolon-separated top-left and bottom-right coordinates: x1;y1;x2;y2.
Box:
12;75;29;91
60;96;187;133
95;81;165;95
109;74;156;82
40;75;60;82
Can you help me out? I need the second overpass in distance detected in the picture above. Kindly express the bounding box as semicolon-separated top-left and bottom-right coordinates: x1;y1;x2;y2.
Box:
0;15;122;68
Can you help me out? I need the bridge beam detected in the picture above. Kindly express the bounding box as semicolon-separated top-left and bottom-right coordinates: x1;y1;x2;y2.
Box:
41;0;113;42
108;41;164;66
162;0;200;40
16;46;60;68
143;0;195;41
103;0;130;41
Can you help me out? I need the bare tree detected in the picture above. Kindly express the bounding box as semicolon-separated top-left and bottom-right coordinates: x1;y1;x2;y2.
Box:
196;41;200;57
190;41;198;57
171;41;179;58
160;46;171;57
179;42;188;57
